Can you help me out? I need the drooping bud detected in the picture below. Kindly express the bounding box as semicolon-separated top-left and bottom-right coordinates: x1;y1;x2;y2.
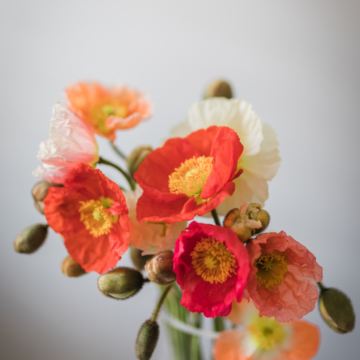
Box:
61;255;87;277
223;202;270;242
145;251;176;286
98;267;144;300
127;145;153;177
204;79;233;99
130;247;153;272
319;287;355;334
135;319;159;360
32;180;61;201
14;224;49;254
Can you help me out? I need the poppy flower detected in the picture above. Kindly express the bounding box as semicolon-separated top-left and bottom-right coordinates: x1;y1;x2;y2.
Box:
170;98;281;215
123;185;186;255
245;231;323;322
173;222;250;317
65;82;152;140
135;126;243;224
33;102;99;184
214;299;320;360
44;163;130;274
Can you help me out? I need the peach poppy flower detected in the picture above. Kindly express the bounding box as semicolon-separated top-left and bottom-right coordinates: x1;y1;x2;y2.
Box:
245;231;323;322
124;185;187;255
214;300;320;360
65;82;153;140
33;102;99;184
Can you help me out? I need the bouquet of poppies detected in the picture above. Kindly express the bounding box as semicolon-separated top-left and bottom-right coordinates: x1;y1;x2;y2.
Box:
15;80;355;360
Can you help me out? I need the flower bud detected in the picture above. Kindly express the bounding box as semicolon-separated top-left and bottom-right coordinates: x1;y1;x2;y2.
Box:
204;80;233;99
14;224;48;254
32;180;60;202
34;200;45;215
135;319;159;360
223;202;270;242
145;251;176;286
97;267;144;300
130;246;153;272
319;287;355;334
61;255;86;277
127;145;153;177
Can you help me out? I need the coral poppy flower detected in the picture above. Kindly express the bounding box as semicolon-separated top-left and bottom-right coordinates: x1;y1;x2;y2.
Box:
170;98;281;215
245;231;323;322
173;222;250;317
124;185;187;255
135;126;243;224
65;82;152;140
214;300;320;360
44;163;130;274
33;102;99;184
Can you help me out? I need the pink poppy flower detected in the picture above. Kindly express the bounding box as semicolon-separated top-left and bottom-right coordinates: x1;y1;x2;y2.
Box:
173;222;250;317
245;231;323;322
33;102;99;184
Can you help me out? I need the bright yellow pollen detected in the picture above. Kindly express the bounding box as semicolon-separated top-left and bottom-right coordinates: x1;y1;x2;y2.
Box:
255;251;287;291
79;197;118;237
168;156;213;204
248;316;286;350
90;99;128;134
191;237;237;284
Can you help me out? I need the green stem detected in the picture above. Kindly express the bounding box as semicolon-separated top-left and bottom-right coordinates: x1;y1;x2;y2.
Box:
110;141;127;160
317;282;326;292
211;209;221;226
152;285;173;321
98;157;135;191
213;317;226;332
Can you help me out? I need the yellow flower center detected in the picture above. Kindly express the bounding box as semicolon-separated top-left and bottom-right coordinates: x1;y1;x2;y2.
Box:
255;251;287;291
248;316;286;350
90;99;128;134
168;156;214;204
79;197;118;237
191;237;237;284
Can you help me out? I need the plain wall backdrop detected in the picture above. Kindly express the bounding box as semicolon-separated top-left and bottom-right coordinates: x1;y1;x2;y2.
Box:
1;0;359;359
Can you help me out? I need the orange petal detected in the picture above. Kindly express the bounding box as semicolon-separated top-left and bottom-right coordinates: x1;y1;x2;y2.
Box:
213;330;251;360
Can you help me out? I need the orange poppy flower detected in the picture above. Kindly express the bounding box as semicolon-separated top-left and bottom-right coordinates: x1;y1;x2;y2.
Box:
65;82;152;140
44;163;130;274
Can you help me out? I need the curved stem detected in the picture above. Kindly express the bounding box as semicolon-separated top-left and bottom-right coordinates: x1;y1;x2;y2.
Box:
98;157;135;191
211;209;221;226
152;285;173;322
317;282;326;292
109;141;127;160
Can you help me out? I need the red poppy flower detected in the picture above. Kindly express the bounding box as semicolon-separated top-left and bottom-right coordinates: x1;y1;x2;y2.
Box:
245;231;323;322
173;222;250;317
135;126;243;224
44;163;130;274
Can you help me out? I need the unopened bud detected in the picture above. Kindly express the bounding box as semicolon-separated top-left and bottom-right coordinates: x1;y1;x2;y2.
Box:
145;251;176;286
14;224;48;254
223;202;270;242
204;80;233;99
130;247;153;272
34;200;45;215
319;287;355;334
135;319;159;360
127;145;153;177
32;180;60;202
61;255;86;277
98;267;144;300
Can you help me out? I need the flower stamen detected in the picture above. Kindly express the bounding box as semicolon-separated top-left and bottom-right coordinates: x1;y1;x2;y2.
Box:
255;251;287;291
79;197;118;237
191;237;237;284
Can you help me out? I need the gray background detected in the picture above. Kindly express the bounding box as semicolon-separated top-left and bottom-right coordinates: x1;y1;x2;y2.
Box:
1;0;359;359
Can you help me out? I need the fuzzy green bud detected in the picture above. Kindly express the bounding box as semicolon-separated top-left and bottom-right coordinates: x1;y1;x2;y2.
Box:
14;224;48;254
145;251;176;286
135;319;159;360
204;79;233;99
61;255;86;277
127;145;153;177
98;267;144;300
130;247;153;272
319;287;355;334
